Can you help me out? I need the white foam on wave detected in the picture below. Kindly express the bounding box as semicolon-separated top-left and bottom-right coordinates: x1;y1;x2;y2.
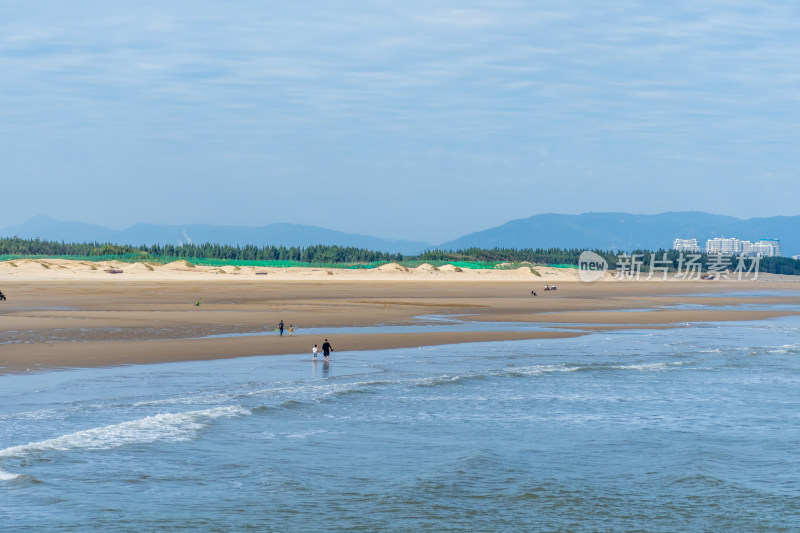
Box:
133;392;235;407
0;407;73;422
0;405;249;458
610;361;686;371
0;467;20;481
286;429;329;439
506;365;580;376
246;378;396;402
766;344;800;354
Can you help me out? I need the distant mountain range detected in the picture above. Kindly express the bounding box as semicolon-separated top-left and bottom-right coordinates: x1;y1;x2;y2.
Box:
0;215;429;255
438;212;800;256
2;212;798;256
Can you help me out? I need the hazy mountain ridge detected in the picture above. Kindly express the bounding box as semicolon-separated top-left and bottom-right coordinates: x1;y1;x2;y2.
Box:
438;212;799;256
0;216;429;255
2;212;798;256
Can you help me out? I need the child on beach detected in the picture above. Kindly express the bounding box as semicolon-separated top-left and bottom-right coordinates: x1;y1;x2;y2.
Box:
289;325;294;336
313;345;318;359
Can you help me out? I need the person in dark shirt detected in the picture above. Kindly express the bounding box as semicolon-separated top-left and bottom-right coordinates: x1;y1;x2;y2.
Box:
322;339;333;360
0;290;5;301
279;320;284;336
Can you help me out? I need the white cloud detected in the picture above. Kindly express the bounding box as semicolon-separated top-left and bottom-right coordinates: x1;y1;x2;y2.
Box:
0;1;798;233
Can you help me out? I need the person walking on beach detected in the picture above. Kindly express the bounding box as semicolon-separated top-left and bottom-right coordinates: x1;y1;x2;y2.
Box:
322;339;333;360
289;325;294;336
0;290;5;301
313;344;318;360
279;320;284;336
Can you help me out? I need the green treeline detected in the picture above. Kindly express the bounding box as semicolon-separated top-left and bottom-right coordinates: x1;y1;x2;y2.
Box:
1;236;800;275
143;243;401;263
0;237;401;264
418;247;610;265
0;238;140;257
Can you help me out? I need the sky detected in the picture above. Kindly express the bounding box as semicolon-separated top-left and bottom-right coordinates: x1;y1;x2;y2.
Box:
1;1;798;243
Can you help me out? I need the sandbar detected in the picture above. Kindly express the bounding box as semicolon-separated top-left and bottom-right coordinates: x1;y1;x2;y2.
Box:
1;260;799;374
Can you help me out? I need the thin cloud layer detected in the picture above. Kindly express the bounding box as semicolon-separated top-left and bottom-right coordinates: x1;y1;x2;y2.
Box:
1;1;797;241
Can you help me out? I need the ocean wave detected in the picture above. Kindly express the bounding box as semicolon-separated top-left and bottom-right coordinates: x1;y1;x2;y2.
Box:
414;374;487;388
278;400;309;409
504;365;580;377
132;392;236;407
244;379;396;400
0;406;77;422
286;429;328;439
0;467;20;481
609;362;687;371
404;362;682;387
0;405;249;458
765;344;800;354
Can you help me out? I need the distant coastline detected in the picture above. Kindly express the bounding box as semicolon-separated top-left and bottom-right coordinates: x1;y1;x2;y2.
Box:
3;211;800;256
5;228;800;278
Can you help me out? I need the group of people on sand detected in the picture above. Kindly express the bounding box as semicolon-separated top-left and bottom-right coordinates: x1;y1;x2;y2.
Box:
278;320;334;360
530;284;557;296
312;339;333;361
278;320;294;336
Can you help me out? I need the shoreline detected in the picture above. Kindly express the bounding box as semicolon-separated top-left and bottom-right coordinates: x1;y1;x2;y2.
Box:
0;330;590;375
2;261;800;375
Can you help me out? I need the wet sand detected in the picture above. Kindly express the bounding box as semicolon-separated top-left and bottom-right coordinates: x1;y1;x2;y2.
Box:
1;275;799;374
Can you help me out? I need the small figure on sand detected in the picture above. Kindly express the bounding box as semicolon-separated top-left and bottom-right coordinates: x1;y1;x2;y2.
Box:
551;284;557;291
544;285;550;291
289;325;294;336
279;320;284;336
313;344;318;359
0;290;5;301
322;339;333;360
530;290;537;296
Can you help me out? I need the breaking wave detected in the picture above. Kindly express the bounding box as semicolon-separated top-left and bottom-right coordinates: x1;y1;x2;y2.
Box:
0;405;249;458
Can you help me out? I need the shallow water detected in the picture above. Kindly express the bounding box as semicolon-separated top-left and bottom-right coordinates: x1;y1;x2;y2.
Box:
2;317;799;531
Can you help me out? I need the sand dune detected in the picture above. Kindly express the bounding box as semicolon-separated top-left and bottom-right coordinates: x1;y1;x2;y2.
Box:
0;257;785;283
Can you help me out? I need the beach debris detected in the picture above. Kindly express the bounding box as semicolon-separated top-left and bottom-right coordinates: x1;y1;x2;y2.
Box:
104;269;123;274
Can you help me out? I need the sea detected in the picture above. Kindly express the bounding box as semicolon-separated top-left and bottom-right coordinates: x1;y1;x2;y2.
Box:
2;314;799;531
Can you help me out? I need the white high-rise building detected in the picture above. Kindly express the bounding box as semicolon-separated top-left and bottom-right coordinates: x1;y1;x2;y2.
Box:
673;238;701;253
758;239;781;257
706;238;741;255
705;237;781;257
739;241;754;255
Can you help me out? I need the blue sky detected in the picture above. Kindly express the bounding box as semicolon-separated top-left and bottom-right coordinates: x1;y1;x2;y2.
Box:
1;1;798;242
